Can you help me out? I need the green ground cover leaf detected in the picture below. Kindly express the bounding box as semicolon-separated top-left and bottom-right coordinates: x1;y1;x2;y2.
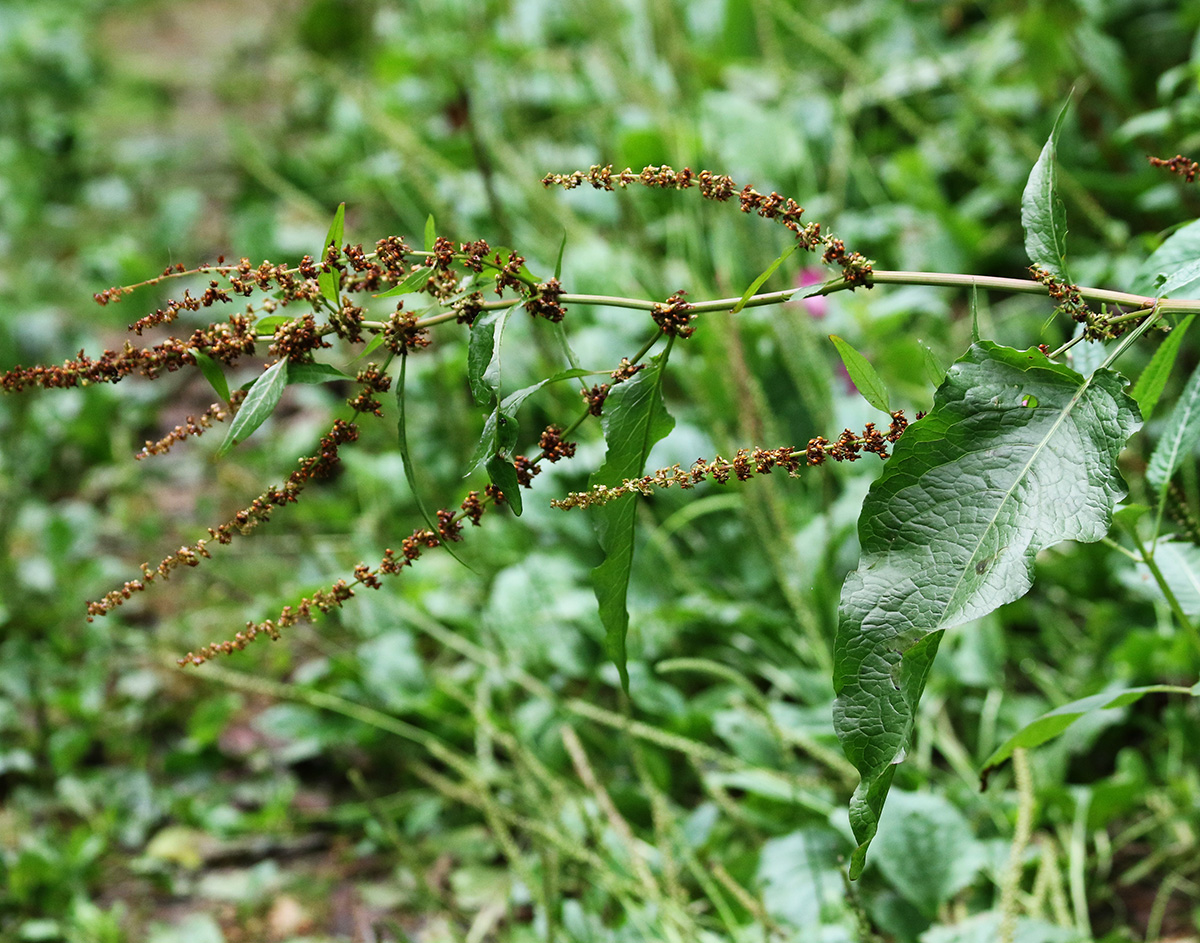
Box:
589;355;675;691
1131;315;1194;420
1147;360;1200;491
981;685;1199;786
217;359;289;456
828;335;891;413
833;342;1139;877
1021;102;1070;279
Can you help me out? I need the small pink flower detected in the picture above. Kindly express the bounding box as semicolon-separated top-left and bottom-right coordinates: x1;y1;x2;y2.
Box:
793;268;828;320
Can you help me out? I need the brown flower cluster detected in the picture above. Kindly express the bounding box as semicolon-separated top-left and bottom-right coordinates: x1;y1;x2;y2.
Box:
822;239;874;288
0;315;258;392
382;309;431;353
1149;154;1199;183
269;313;332;361
346;363;392;416
652;290;694;338
552;411;916;510
136;389;247;459
538;425;577;462
524;278;566;322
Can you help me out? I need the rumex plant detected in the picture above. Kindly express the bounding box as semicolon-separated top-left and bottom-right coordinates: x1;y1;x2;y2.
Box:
6;114;1200;887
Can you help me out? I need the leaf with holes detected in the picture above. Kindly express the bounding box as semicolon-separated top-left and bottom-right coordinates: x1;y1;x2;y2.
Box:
834;342;1139;878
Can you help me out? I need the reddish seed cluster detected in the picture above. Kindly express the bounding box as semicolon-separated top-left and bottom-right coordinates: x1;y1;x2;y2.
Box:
652;290;694;338
270;313;332;361
1149;154;1200;183
459;239;492;272
0;315;258;392
513;454;541;487
346;363;392;416
1026;265;1114;339
542;164;877;276
383;309;431;353
137;389;247;459
524;278;566;322
538;425;577;463
454;291;485;326
610;358;645;383
492;251;531;296
805;411;911;466
582;383;610;416
822;239;874;287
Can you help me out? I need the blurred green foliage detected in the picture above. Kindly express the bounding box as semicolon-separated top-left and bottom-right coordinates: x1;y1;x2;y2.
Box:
2;0;1200;940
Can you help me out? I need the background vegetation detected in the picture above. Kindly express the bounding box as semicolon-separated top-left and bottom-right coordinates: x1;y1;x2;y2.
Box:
2;0;1200;940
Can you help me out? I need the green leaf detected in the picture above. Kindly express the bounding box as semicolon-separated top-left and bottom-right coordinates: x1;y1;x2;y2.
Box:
217;359;289;457
1132;218;1200;298
919;340;947;388
466;368;594;474
286;361;355;384
1131;315;1194;420
374;264;434;298
970;285;980;343
828;335;891;413
732;244;797;314
191;348;231;402
486;454;523;517
1147;360;1200;491
981;685;1197;785
869;791;985;917
424;214;436;253
834;342;1139;877
554;230;567;281
253;314;292;335
590;355;675;691
318;203;345;305
1021;100;1071;279
467;309;512;406
350;331;389;362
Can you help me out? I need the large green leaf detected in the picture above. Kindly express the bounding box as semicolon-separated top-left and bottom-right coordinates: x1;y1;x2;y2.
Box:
1147;360;1200;491
1021;102;1070;279
590;355;675;691
833;342;1139;878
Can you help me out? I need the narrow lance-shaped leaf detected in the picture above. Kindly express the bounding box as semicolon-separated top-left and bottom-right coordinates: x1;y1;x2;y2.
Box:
424;214;436;253
1147;360;1200;491
467;308;513;406
318;203;346;306
286;362;355;384
1131;315;1194;421
732;244;797;314
1021;100;1071;279
980;684;1198;787
590;353;675;691
834;342;1139;878
217;359;289;457
828;335;891;414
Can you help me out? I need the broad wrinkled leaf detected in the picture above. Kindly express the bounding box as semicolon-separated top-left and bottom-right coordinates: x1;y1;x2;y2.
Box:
217;358;289;457
828;335;891;413
1147;360;1200;491
1132;218;1200;298
590;356;675;691
834;342;1139;877
981;684;1198;786
1021;102;1070;279
1131;315;1194;420
190;348;230;402
318;203;345;305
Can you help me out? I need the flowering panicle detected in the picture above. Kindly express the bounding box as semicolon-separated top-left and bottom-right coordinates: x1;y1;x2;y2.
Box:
136;390;247;459
552;412;915;510
542;164;874;285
